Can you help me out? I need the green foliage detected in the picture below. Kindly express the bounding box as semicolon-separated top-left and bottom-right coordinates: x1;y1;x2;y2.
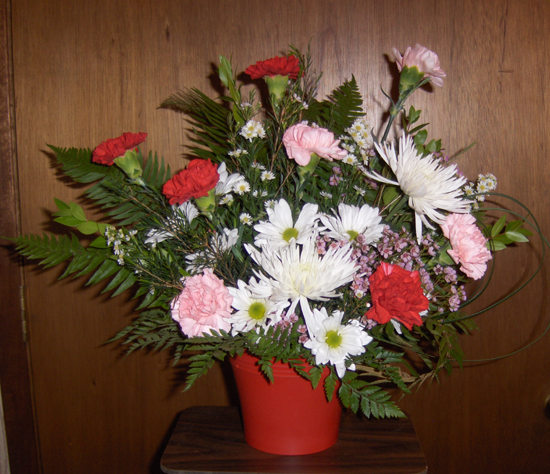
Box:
12;233;135;296
160;88;232;162
305;76;363;136
339;373;405;418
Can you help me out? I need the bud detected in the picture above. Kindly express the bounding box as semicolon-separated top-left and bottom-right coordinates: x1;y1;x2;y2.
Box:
264;75;289;102
398;65;425;94
114;149;143;181
195;187;216;214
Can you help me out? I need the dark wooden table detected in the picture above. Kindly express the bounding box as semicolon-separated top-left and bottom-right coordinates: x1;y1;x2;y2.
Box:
160;406;428;474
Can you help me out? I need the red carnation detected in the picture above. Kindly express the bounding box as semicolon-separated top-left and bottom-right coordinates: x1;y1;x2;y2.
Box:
92;132;148;165
365;263;429;330
162;159;219;206
245;55;300;80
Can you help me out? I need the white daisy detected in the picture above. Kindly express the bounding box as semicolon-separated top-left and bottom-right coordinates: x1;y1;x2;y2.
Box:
320;203;384;244
353;185;366;196
253;199;320;250
219;194;234;205
228;278;288;334
228;149;248;158
260;170;276;181
233;179;251;195
303;307;372;378
239;120;266;142
244;234;359;317
366;132;469;242
342;154;357;165
240;213;253;225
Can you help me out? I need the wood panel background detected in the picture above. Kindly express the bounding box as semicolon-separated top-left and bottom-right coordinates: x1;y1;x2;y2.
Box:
1;0;549;473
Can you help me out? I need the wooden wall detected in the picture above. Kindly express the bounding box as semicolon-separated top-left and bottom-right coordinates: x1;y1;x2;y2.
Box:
1;1;549;473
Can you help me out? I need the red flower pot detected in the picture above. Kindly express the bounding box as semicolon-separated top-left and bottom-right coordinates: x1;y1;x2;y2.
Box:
229;351;342;455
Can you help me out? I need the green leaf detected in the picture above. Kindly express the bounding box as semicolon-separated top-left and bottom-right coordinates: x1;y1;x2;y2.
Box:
89;236;108;249
424;139;438;153
439;249;456;266
54;216;83;227
491;216;506;237
76;221;99;235
69;202;87;222
408;106;421;123
54;198;70;211
382;186;399;206
505;230;529;243
414;130;428;146
487;240;506;251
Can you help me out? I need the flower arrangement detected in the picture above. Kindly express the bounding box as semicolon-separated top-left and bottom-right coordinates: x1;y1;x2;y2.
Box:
9;44;539;419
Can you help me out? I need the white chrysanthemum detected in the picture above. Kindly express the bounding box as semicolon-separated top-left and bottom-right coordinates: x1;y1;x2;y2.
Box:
353;185;366;196
144;201;199;245
185;228;239;273
303;307;372;378
366;132;468;242
320;203;384;244
228;148;248;157
219;194;234;205
215;162;245;196
253;199;320;250
260;170;275;181
239;120;266;142
244;235;359;317
240;213;253;225
233;179;251;195
342;154;357;165
228;278;288;334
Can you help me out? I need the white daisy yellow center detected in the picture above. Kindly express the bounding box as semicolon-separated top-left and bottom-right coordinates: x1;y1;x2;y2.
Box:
248;302;266;320
325;330;342;348
282;227;299;242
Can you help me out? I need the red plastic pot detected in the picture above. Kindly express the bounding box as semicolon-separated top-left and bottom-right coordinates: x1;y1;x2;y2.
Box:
229;351;342;455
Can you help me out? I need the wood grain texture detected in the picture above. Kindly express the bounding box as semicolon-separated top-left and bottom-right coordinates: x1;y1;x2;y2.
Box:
160;406;427;474
3;1;550;473
0;0;40;472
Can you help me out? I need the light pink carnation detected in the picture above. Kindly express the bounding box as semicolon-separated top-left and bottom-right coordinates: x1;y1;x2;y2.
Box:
441;213;492;280
393;44;446;87
171;268;233;337
282;123;347;166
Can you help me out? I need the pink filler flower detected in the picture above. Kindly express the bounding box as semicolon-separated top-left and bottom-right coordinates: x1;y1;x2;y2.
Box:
282;123;347;166
393;44;446;87
171;269;233;337
441;213;492;280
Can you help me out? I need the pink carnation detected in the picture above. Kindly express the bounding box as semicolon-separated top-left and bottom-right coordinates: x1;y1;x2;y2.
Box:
441;213;492;280
392;44;446;87
171;269;233;337
282;123;347;166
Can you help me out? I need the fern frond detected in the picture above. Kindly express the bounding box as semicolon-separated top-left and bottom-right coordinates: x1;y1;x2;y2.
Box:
304;76;364;136
160;88;231;161
48;145;123;184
